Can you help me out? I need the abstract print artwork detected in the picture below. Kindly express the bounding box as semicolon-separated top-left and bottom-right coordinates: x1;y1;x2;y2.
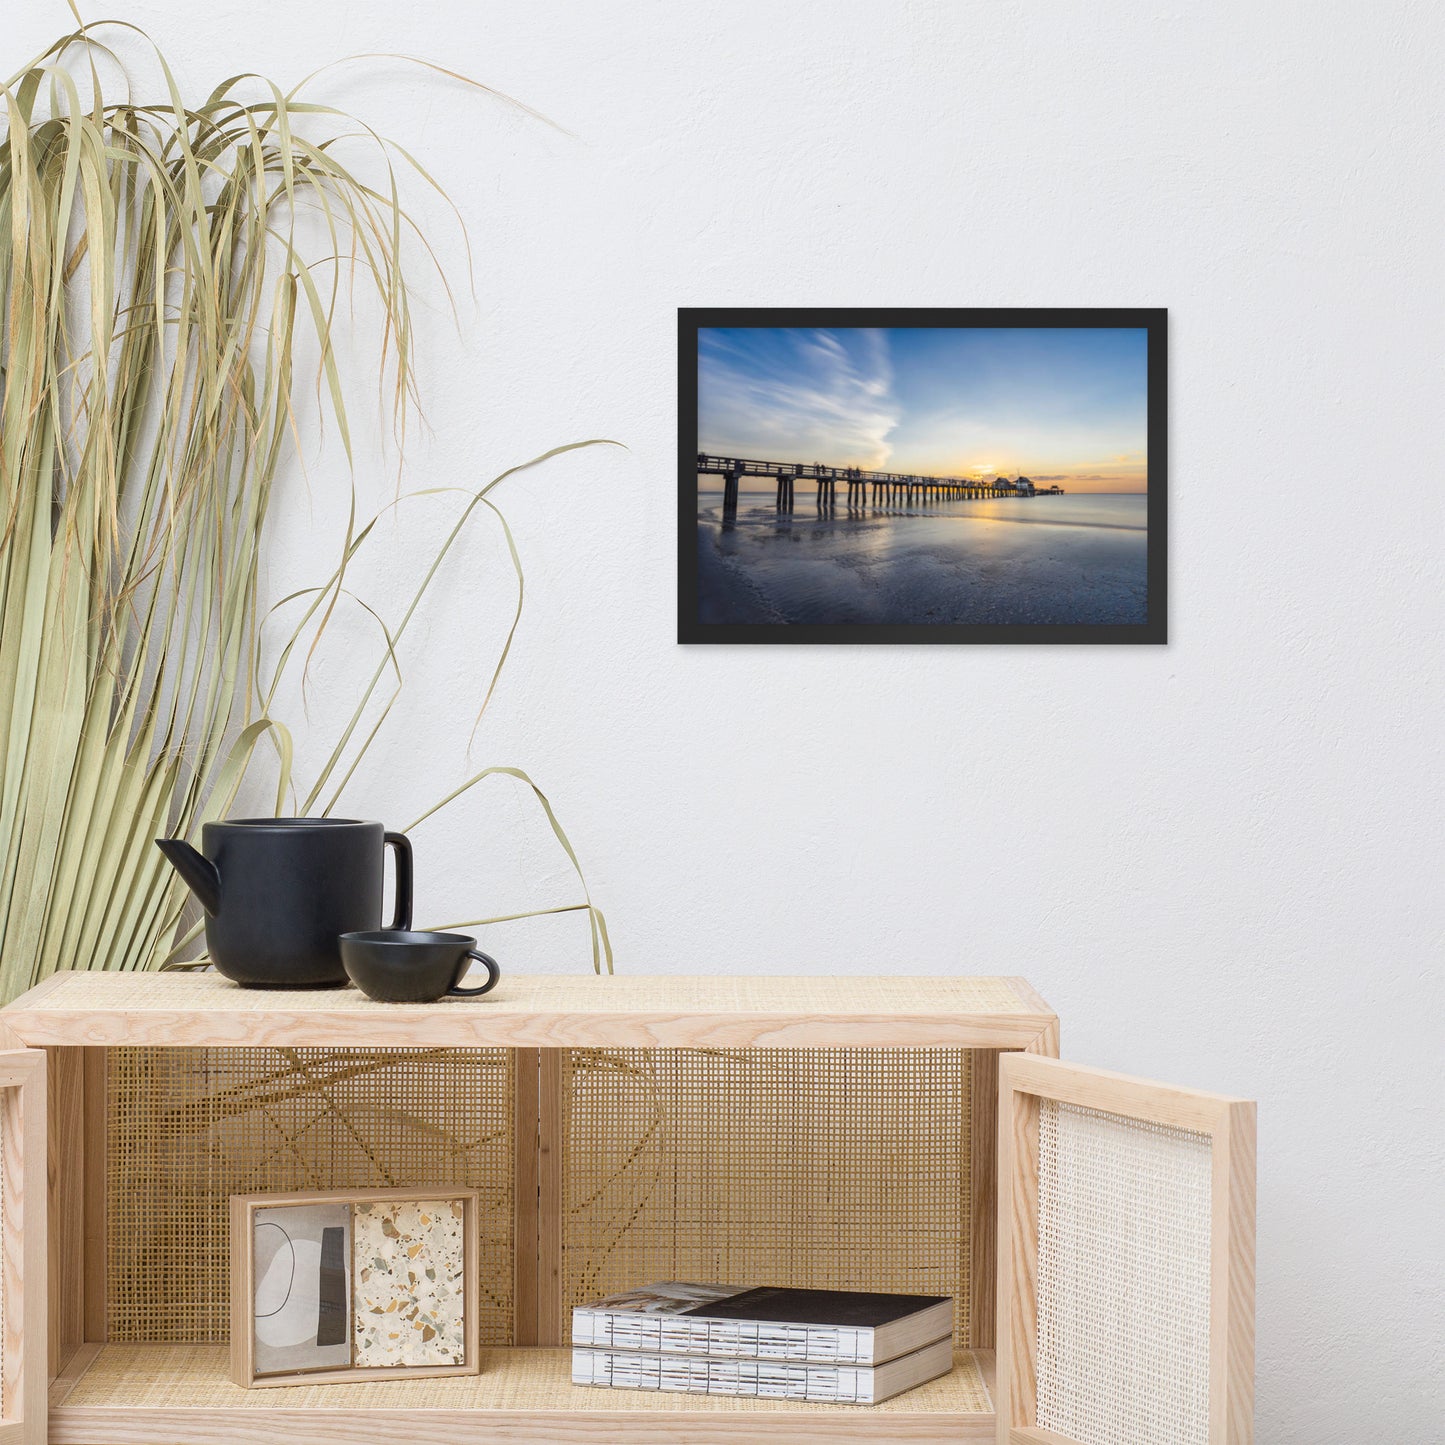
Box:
252;1201;353;1376
234;1188;478;1385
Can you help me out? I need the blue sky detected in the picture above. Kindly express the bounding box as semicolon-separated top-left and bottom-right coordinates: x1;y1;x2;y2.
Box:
697;326;1149;492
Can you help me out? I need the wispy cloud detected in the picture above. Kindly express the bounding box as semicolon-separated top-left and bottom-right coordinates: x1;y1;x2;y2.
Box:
698;328;900;468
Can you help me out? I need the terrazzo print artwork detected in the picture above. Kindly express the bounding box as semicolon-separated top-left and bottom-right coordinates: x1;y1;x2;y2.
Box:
352;1198;468;1367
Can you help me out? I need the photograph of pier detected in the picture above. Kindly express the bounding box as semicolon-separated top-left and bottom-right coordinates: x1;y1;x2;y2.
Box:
678;308;1166;644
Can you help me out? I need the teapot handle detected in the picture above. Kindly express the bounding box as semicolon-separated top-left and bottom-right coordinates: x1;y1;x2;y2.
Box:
384;831;413;931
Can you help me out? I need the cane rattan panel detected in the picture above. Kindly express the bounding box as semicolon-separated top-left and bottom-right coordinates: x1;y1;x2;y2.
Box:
1036;1099;1213;1445
106;1047;513;1344
561;1048;974;1345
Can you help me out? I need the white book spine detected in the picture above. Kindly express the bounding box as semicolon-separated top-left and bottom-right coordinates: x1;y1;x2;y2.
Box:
571;1310;874;1363
571;1347;881;1403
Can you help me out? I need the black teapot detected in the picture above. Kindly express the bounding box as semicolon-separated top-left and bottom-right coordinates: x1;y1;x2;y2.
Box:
156;818;412;988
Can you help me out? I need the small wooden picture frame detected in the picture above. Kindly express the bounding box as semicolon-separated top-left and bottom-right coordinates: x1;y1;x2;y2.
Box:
230;1186;480;1388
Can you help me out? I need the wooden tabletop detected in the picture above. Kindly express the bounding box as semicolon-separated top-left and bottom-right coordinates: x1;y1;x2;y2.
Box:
2;971;1056;1050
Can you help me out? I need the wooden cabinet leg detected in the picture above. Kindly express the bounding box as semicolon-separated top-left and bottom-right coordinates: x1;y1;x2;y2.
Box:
83;1047;107;1343
48;1047;83;1376
513;1048;540;1345
513;1047;565;1345
969;1049;998;1352
47;1046;108;1378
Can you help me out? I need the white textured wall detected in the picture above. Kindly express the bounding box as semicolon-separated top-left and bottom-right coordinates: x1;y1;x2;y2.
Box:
13;1;1444;1437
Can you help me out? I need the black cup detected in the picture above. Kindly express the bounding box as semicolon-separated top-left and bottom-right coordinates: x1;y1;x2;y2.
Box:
338;930;501;1003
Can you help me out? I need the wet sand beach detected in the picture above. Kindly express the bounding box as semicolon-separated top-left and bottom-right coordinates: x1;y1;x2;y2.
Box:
696;492;1149;627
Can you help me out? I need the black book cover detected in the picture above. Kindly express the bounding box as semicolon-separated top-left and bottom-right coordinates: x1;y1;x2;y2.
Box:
682;1287;949;1329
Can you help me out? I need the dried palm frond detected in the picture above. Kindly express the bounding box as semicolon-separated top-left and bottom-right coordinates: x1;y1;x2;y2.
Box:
0;20;611;1001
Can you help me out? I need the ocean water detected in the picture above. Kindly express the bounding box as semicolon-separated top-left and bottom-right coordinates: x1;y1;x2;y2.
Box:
696;490;1149;627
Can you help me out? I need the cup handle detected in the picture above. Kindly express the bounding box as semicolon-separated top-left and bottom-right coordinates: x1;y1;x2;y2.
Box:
449;950;501;997
384;831;413;931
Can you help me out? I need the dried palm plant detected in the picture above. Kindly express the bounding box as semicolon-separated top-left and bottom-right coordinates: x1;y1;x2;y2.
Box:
0;19;611;1002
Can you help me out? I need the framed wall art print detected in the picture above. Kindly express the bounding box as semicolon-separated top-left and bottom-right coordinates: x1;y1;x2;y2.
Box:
230;1187;481;1387
678;307;1167;644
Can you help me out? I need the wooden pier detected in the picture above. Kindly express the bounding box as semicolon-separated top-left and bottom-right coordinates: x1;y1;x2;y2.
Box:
696;453;1064;513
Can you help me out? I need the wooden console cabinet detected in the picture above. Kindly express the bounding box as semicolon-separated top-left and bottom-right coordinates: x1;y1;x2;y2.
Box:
0;971;1251;1444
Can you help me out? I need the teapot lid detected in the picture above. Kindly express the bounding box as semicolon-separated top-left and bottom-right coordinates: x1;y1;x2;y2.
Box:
211;817;380;829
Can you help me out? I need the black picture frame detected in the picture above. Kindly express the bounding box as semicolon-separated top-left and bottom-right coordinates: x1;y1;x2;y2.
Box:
678;307;1168;645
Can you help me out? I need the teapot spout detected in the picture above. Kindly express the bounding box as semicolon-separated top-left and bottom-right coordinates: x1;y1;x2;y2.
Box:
155;838;221;915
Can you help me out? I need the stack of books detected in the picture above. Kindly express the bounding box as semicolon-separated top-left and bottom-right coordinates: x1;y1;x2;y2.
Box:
571;1282;954;1405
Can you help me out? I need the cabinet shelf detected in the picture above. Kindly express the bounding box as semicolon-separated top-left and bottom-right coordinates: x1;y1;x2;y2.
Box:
5;973;1061;1443
1;973;1253;1443
49;1345;997;1444
3;970;1056;1049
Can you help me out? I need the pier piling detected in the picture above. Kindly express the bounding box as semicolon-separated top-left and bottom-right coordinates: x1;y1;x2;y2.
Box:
695;452;1066;516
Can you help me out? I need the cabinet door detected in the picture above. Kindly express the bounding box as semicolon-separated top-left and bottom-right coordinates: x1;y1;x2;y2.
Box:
997;1054;1254;1445
0;1050;45;1445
